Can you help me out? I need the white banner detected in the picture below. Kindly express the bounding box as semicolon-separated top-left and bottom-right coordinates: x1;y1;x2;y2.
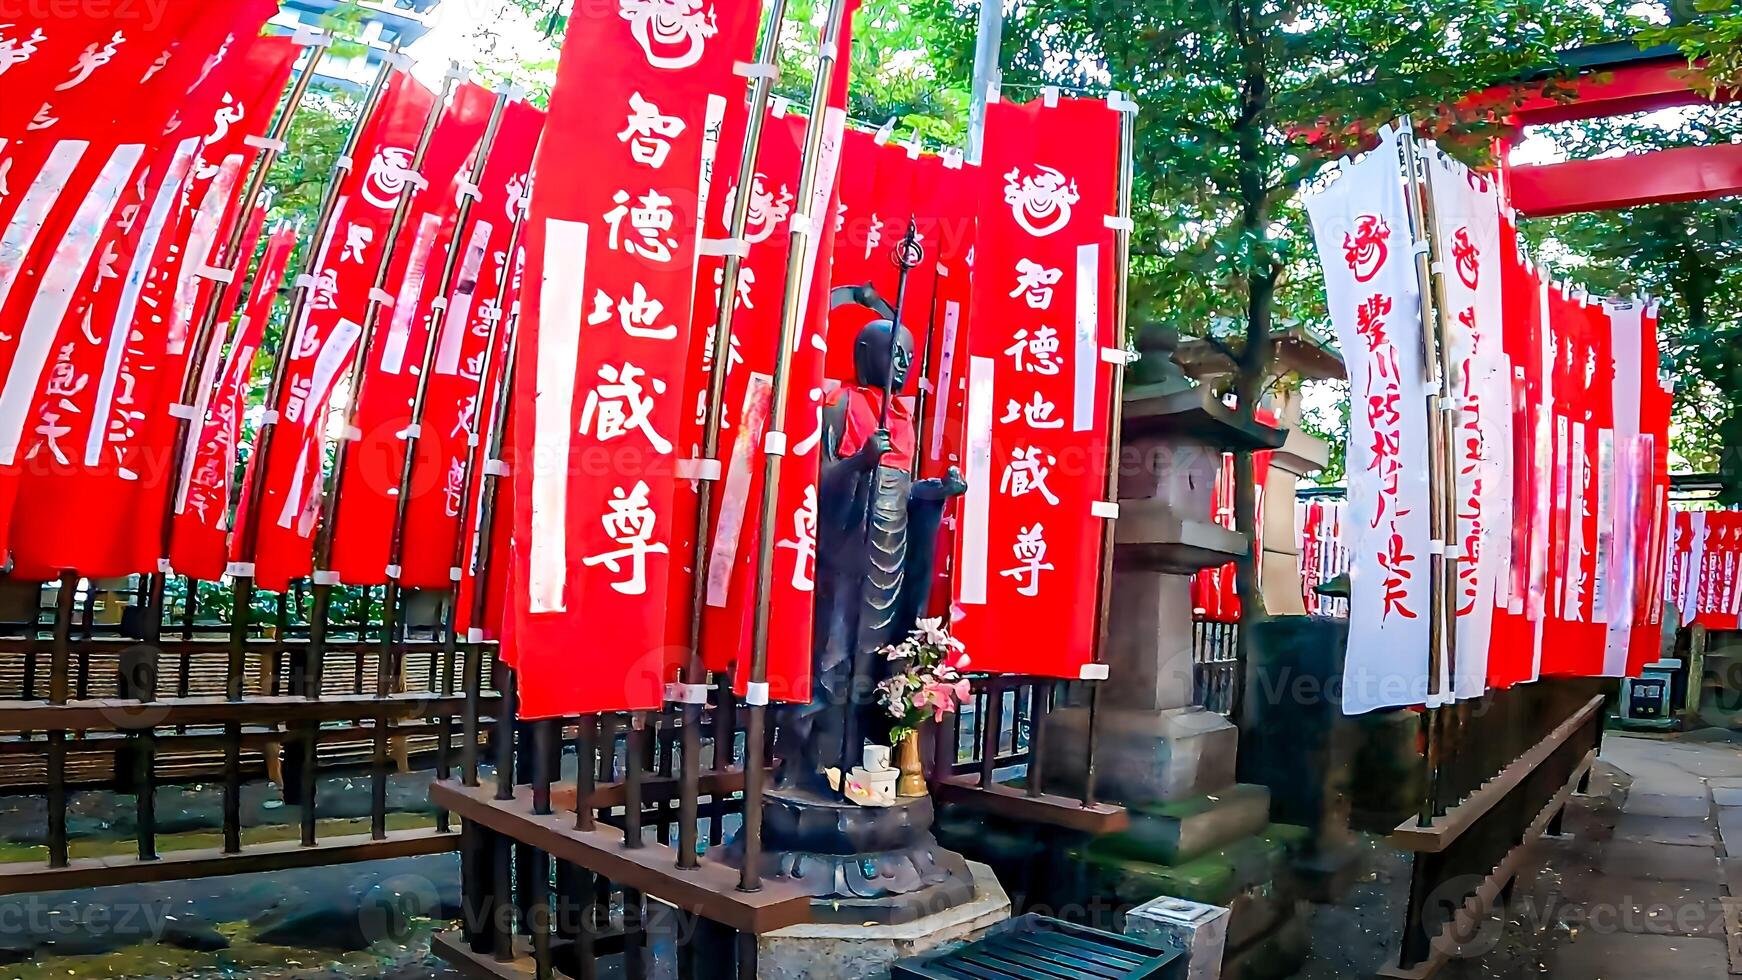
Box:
1307;126;1434;715
1428;148;1509;700
1603;299;1645;674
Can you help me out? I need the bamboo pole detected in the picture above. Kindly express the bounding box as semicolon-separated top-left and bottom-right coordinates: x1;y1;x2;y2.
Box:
1079;93;1139;809
738;0;852;892
675;0;792;871
1397;121;1460;824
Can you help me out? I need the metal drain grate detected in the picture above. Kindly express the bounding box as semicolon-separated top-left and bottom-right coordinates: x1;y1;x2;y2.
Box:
891;914;1184;979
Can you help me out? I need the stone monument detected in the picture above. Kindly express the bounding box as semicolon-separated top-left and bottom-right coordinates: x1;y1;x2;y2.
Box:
1040;324;1315;980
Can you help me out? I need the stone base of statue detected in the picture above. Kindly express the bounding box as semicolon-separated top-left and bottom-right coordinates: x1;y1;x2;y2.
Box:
753;860;1009;980
727;786;981;925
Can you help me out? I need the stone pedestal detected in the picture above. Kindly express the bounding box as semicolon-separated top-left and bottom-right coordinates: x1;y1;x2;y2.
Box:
755;861;1010;980
732;787;978;925
1039;359;1308;978
1041;383;1281;803
1126;896;1231;980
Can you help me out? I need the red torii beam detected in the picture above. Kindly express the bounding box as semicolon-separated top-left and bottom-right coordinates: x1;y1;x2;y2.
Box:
1510;142;1742;217
1478;46;1742;217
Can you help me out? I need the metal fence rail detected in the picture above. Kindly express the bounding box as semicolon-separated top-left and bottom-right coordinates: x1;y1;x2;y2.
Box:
0;572;498;894
1192;618;1239;715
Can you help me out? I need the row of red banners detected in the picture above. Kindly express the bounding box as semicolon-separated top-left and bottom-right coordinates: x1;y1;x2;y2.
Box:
0;3;280;575
1306;125;1671;715
0;11;547;646
0;4;1129;719
506;2;1128;716
1666;509;1742;631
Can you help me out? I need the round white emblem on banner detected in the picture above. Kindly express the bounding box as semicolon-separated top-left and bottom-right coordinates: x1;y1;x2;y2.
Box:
619;0;720;70
361;146;416;210
1002;165;1081;237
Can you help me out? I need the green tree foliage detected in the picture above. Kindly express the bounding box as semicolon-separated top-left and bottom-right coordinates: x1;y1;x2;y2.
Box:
914;0;1614;628
1642;0;1742;94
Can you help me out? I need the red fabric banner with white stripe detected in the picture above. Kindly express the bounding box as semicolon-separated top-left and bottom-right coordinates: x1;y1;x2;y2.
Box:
327;81;501;587
509;0;758;718
169;223;296;580
242;72;436;591
951;96;1120;680
398;98;545;591
0;4;276;575
686;108;805;678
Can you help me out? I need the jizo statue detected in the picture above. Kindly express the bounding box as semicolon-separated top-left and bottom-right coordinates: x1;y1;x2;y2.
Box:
777;301;967;793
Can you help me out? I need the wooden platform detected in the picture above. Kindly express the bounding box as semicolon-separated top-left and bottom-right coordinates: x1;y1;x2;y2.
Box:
0;826;460;896
932;776;1129;834
433;779;813;935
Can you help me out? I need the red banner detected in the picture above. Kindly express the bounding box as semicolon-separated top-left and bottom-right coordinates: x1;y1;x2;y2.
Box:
397;98;545;591
0;4;277;575
242;72;436;592
951;96;1121;679
686;5;861;702
1192;419;1276;624
327;81;501;586
1487;215;1539;689
169;223;296;580
1627;304;1671;673
1540;285;1609;675
682;107;805;677
509;0;759;718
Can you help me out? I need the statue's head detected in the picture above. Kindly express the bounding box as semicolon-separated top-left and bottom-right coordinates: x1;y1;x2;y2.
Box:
854;319;915;393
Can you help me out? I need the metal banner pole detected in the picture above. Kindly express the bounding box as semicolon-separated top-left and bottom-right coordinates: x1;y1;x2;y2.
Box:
838;220;922;793
675;0;792;871
1081;92;1139;808
965;0;1005;166
304;64;461;696
739;0;851;892
440;173;529;791
227;53;398;704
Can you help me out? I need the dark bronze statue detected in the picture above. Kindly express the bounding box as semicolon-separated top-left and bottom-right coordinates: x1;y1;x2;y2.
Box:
736;240;978;924
776;313;966;791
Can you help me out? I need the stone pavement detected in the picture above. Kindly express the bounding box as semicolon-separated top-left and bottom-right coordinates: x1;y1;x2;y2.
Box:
1442;729;1742;979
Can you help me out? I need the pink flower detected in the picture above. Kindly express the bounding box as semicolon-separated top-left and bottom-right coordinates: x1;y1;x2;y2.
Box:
911;678;970;721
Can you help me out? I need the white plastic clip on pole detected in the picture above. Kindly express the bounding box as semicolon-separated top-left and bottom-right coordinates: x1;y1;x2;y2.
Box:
292;25;334;48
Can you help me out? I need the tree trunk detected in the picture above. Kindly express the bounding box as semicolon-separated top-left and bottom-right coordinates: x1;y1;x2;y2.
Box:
1231;268;1276;737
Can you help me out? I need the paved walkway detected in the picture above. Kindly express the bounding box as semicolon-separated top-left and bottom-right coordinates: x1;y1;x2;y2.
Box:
1445;729;1742;978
